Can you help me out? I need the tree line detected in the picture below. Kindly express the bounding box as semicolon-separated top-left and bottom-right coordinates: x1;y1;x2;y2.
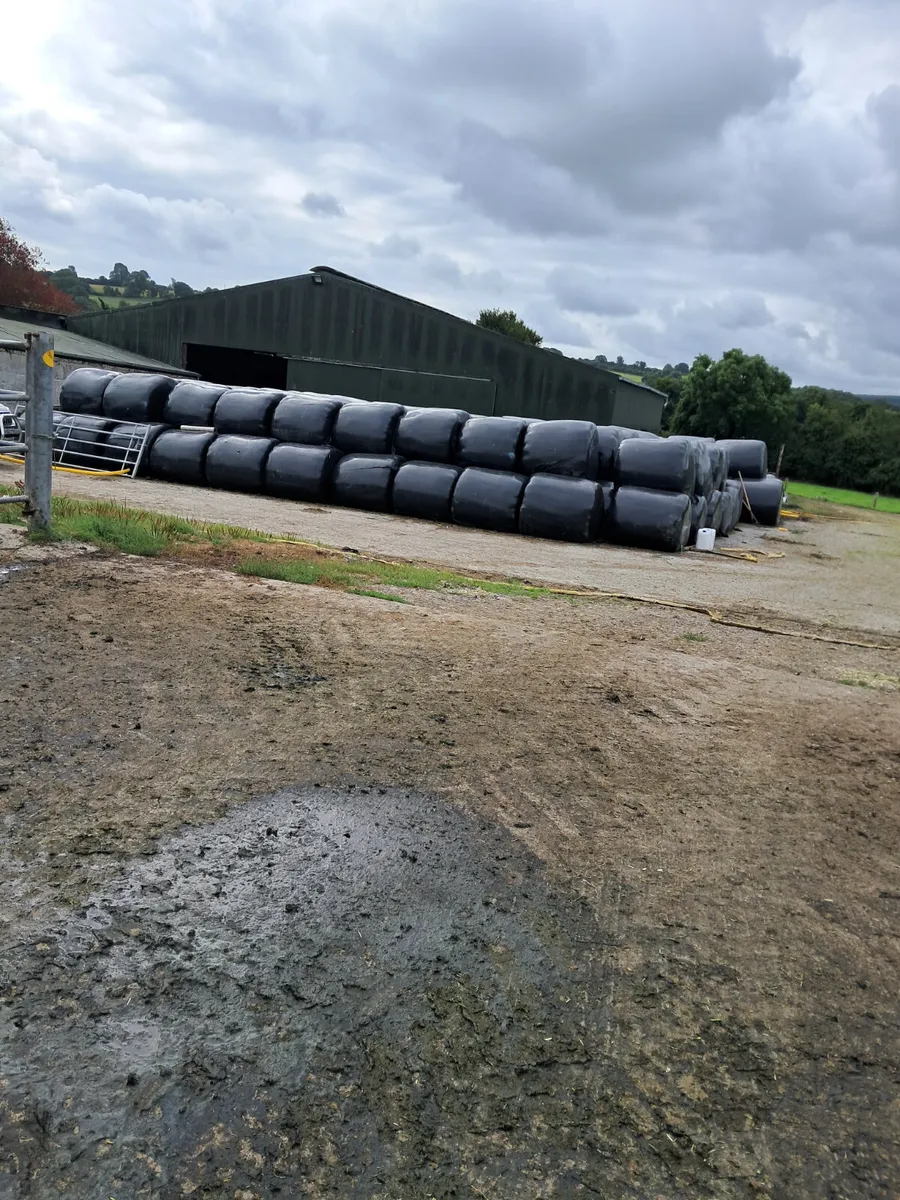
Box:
475;308;900;497
666;350;900;496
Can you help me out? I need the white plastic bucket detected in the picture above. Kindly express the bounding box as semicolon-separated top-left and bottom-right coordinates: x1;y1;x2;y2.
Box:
695;527;716;552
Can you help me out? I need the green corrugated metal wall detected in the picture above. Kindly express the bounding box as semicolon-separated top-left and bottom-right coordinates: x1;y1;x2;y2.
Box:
69;269;663;429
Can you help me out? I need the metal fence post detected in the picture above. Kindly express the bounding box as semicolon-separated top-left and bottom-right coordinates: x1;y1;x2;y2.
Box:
24;332;54;533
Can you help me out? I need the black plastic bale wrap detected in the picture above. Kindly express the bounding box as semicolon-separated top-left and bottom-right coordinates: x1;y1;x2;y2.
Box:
707;490;723;532
520;420;601;480
206;435;277;493
52;414;114;468
457;417;526;471
214;389;284;437
147;429;217;485
608;487;692;553
740;475;784;525
669;437;713;499
271;393;352;446
332;454;404;511
600;481;616;512
163;380;227;427
265;444;342;501
708;445;729;492
717;490;734;536
333;402;404;455
717;439;768;481
393;462;463;523
615;438;697;495
59;368;119;416
394;408;469;462
690;494;709;544
103;422;167;471
594;426;622;481
101;373;178;423
451;467;527;533
519;474;606;543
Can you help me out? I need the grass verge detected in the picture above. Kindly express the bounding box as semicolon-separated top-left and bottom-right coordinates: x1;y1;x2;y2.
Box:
786;482;900;513
0;491;550;601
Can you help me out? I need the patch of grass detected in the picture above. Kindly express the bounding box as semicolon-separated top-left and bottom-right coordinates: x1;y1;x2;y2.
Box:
350;588;410;604
787;482;900;513
0;490;553;601
839;671;900;691
682;632;708;642
238;553;550;599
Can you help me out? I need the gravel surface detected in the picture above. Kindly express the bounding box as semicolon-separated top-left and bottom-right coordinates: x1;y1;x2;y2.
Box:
3;460;898;633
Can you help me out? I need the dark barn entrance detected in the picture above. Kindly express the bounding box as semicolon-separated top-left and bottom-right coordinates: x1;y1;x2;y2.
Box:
184;343;288;389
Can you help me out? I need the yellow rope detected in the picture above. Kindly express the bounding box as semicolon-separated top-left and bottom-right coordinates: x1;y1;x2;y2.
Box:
0;452;129;477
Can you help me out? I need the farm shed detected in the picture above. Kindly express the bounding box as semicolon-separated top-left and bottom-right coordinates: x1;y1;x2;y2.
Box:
69;268;666;431
0;305;194;405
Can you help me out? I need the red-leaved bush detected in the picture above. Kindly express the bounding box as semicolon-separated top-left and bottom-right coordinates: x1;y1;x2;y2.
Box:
0;217;80;315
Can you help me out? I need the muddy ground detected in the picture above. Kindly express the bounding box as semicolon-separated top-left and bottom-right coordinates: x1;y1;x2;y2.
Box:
0;507;899;1198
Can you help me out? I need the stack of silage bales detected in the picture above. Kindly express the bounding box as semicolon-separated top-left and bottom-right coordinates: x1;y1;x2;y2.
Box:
56;369;785;549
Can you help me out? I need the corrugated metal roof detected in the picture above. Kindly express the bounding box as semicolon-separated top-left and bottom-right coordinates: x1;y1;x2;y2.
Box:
0;317;194;375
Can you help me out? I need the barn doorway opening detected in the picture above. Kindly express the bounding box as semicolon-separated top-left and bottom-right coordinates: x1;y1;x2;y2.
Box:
183;343;288;389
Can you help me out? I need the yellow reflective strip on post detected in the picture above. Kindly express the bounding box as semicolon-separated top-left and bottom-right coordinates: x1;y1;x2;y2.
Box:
43;350;55;368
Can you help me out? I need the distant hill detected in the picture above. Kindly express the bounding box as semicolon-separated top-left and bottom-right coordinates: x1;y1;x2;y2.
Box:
856;394;900;408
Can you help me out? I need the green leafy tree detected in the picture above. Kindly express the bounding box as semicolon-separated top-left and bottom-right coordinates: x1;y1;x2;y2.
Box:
669;348;795;449
109;262;130;287
476;308;542;346
653;375;684;434
171;278;194;297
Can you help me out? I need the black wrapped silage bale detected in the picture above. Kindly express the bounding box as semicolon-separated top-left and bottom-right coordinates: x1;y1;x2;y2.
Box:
594;426;621;481
265;444;342;501
103;422;167;472
740;475;784;525
519;474;606;543
717;490;734;536
332;454;403;511
520;420;601;480
271;393;351;445
333;402;404;454
615;437;696;495
394;408;469;462
668;436;713;499
451;467;527;533
214;388;284;437
716;439;768;481
163;380;227;427
689;495;708;544
393;462;463;523
599;481;615;513
101;373;177;423
707;490;723;532
59;368;118;416
206;435;277;493
608;487;691;552
147;429;216;485
52;414;114;469
708;444;729;491
457;417;526;471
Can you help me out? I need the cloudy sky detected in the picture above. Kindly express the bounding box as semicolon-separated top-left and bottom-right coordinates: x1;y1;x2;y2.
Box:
2;0;899;391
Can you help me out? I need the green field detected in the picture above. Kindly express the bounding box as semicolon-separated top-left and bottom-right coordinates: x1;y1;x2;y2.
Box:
786;481;900;513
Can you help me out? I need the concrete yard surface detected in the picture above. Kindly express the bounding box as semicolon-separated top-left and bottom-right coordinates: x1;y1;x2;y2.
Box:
0;482;898;1198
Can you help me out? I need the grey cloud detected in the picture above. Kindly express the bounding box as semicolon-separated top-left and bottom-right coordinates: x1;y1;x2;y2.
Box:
301;192;345;218
370;234;421;259
3;0;900;393
547;266;639;317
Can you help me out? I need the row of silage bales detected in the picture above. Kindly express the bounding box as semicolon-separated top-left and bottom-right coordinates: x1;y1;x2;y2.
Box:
57;368;785;547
